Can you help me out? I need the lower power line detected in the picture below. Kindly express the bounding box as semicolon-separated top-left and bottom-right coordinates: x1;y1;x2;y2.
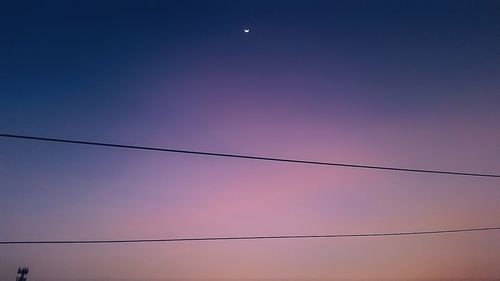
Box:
2;226;499;245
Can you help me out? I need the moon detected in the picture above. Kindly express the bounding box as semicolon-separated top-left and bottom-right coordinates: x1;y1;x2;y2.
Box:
243;28;250;33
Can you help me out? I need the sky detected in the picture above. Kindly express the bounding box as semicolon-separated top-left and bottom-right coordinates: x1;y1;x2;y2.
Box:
1;0;500;280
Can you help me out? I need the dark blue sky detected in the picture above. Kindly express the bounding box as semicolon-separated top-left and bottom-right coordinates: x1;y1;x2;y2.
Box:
2;1;499;121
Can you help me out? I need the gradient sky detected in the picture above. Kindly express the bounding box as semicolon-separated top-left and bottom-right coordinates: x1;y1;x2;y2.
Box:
1;1;500;281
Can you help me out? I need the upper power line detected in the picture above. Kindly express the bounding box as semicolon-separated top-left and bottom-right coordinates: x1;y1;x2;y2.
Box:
1;133;499;178
1;226;499;245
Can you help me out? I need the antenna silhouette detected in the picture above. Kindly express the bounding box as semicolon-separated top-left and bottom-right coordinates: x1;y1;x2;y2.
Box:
16;267;29;281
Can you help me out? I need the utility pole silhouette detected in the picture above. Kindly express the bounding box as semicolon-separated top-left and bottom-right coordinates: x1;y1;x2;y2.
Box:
16;267;29;281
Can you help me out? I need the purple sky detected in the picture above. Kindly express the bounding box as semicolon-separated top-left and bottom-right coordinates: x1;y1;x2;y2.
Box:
1;1;500;280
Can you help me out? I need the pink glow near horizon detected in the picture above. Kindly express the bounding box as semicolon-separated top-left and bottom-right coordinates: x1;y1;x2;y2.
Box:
4;74;499;281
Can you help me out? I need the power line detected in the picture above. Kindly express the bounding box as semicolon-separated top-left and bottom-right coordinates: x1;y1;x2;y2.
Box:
1;133;499;178
1;226;499;245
